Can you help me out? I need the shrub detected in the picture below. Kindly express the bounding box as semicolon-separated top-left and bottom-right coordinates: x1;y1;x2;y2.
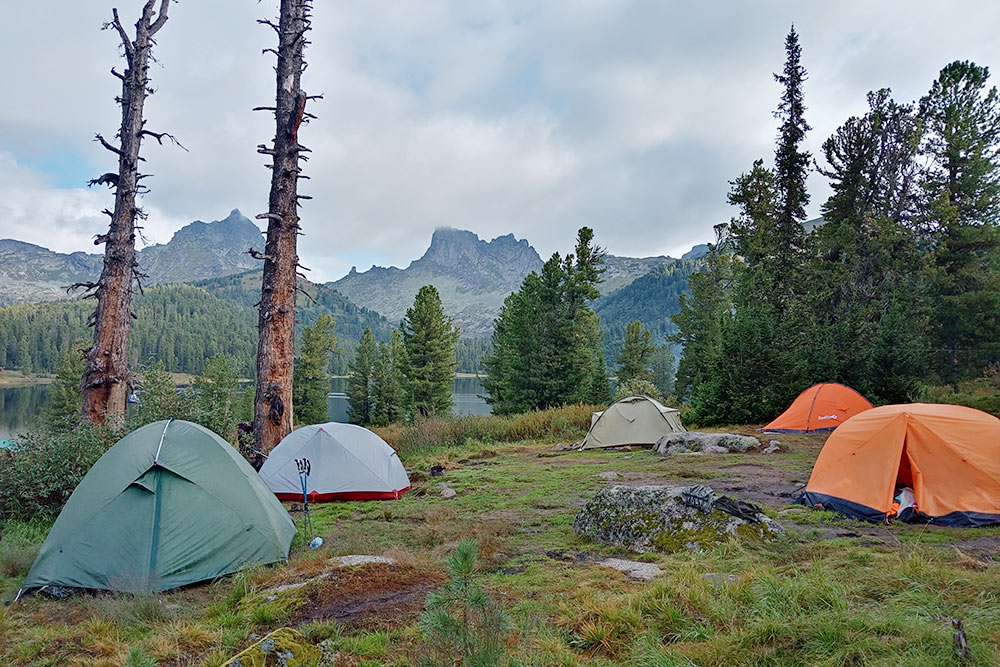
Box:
419;539;511;666
0;422;116;521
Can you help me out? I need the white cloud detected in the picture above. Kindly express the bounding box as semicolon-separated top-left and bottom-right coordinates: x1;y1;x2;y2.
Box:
2;0;1000;278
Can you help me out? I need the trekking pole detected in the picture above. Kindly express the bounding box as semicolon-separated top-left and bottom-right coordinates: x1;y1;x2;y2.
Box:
296;458;313;539
296;458;322;548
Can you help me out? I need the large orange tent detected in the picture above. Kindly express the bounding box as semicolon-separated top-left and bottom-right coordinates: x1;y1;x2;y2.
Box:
798;403;1000;526
762;382;872;433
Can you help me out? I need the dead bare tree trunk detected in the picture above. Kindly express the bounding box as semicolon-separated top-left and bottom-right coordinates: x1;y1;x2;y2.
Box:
253;0;316;452
80;0;174;425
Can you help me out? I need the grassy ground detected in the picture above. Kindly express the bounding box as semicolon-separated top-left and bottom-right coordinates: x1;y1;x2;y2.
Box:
2;422;999;665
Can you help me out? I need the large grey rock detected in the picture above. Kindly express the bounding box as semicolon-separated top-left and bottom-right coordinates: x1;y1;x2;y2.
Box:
573;484;783;553
655;432;761;455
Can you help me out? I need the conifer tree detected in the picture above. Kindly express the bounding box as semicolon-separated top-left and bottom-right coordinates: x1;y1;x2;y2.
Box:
44;341;88;431
193;355;241;439
348;327;378;425
771;24;811;289
293;314;338;426
807;88;926;401
649;344;676;398
403;286;460;417
371;329;410;425
616;320;654;384
919;61;1000;380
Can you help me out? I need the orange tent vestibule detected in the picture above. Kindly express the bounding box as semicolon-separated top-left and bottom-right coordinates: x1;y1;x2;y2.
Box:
762;382;873;433
798;403;1000;527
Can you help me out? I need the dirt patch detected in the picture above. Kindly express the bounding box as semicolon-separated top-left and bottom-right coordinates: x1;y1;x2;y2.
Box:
616;461;805;509
949;535;1000;561
291;563;446;630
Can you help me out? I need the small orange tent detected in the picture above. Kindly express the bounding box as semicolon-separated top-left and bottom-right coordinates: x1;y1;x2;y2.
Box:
799;403;1000;526
762;382;872;433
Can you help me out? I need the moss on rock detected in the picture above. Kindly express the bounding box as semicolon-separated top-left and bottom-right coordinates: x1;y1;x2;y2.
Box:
223;627;321;666
573;485;782;553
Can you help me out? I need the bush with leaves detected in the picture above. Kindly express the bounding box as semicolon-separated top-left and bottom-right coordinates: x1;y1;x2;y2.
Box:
0;422;118;521
0;359;248;521
419;539;512;666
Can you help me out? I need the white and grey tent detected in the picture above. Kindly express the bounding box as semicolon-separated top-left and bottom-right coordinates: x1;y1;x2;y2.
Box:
260;423;410;501
578;395;685;450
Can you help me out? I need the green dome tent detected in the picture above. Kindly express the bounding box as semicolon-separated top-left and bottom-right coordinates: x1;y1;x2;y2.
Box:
18;419;295;597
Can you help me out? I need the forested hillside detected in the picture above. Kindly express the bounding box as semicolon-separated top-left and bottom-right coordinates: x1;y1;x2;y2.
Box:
0;271;498;377
593;260;699;362
0;271;395;376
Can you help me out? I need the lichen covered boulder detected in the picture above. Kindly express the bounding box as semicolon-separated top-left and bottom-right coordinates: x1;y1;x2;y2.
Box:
573;484;782;552
223;627;321;666
654;432;760;455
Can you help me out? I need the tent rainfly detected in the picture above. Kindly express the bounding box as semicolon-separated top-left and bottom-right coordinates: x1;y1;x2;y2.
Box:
18;419;295;597
762;382;873;433
259;422;410;501
578;395;685;450
798;403;1000;526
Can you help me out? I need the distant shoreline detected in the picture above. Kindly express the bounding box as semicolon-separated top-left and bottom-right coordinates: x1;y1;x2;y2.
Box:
0;371;54;388
2;370;484;389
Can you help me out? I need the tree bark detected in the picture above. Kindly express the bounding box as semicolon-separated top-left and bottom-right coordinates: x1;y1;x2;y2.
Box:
253;0;313;452
81;0;171;424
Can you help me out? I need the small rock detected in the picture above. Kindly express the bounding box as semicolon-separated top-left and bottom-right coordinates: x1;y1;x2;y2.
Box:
437;482;457;499
554;443;568;451
701;572;741;586
763;441;781;454
430;465;445;477
597;471;619;481
332;555;397;567
599;558;663;581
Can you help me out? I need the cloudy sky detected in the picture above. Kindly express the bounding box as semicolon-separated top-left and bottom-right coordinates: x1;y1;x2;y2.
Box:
2;1;999;282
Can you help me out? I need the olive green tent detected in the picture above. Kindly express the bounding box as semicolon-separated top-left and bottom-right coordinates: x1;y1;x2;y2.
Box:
578;395;685;450
18;419;295;597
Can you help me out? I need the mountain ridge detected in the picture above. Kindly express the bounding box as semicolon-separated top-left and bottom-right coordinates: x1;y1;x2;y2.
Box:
0;209;263;305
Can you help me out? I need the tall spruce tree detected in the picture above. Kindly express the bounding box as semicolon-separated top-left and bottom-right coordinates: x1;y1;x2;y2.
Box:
919;61;1000;380
771;24;811;291
348;327;378;425
483;228;608;413
293;314;338;426
403;286;460;417
616;321;654;383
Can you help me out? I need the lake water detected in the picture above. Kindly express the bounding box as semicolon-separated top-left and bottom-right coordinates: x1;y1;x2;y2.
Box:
0;376;490;441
